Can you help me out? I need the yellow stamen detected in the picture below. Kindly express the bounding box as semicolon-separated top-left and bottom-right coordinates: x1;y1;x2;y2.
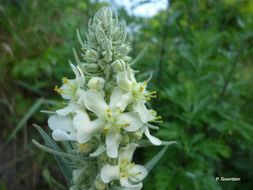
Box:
103;128;109;133
153;115;163;123
106;109;112;118
155;116;162;120
115;123;130;128
62;77;69;84
139;86;144;92
54;85;63;94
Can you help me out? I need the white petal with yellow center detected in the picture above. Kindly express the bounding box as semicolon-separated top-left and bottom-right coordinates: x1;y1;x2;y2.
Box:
117;112;143;132
132;101;156;123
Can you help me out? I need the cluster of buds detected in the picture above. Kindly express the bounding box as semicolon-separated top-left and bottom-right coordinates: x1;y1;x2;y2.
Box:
45;7;170;190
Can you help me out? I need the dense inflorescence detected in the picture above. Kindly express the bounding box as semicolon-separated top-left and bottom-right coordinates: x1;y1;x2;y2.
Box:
45;7;170;190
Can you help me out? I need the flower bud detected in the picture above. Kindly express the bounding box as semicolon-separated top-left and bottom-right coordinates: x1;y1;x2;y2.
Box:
85;49;98;62
119;44;131;56
132;130;143;140
94;176;107;190
88;77;105;91
122;134;130;144
111;59;126;72
102;50;112;63
104;81;115;92
77;141;97;154
123;55;132;62
85;63;99;72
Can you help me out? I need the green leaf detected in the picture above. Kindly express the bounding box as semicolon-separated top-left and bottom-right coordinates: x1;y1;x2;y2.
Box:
138;140;177;147
33;124;73;184
32;139;85;160
178;44;196;69
42;169;67;190
130;47;147;66
6;98;45;144
145;146;168;172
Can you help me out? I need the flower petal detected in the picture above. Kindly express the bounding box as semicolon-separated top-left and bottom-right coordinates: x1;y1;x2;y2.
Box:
77;118;104;143
70;63;85;86
117;112;143;132
116;71;133;91
73;110;90;131
132;101;155;123
109;87;132;111
89;143;106;157
101;164;120;183
76;89;86;105
109;87;124;108
105;128;122;158
83;90;108;118
128;165;148;183
56;102;80;116
60;82;74;100
120;178;143;190
144;128;162;145
70;63;80;78
118;143;137;163
52;129;76;141
88;77;105;91
76;66;85;85
111;185;134;190
48;115;73;132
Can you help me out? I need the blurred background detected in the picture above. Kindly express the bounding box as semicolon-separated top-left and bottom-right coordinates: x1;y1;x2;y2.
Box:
0;0;253;189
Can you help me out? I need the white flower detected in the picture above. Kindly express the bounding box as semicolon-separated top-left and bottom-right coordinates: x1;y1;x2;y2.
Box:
73;89;143;158
101;144;147;190
115;71;157;123
116;71;162;145
56;101;82;116
48;109;89;142
140;124;162;145
54;63;85;103
48;114;77;141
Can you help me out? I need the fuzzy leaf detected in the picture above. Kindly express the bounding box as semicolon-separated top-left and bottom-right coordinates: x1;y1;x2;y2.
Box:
144;146;168;172
138;139;177;147
32;139;86;160
33;124;73;184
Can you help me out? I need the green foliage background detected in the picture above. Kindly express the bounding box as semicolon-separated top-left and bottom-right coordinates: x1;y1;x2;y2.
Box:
0;0;252;189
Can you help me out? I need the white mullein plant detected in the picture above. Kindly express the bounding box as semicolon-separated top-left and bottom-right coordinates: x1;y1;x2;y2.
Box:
33;7;176;190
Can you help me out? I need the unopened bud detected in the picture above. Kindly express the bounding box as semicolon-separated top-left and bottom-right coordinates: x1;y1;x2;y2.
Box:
94;176;107;190
85;49;98;62
88;77;105;91
123;56;132;62
77;142;96;154
111;59;126;72
86;63;99;72
119;44;131;56
132;130;143;140
122;134;130;144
